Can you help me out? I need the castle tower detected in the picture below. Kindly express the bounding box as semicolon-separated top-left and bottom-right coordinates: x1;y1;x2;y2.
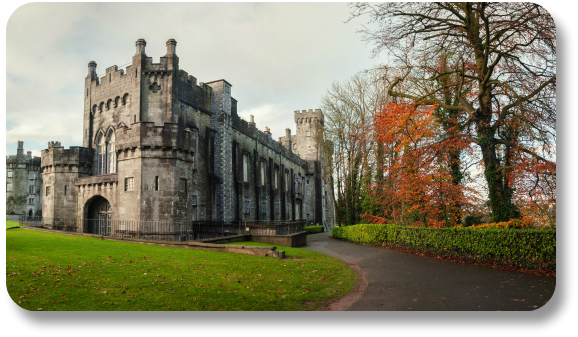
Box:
294;109;324;161
41;142;92;224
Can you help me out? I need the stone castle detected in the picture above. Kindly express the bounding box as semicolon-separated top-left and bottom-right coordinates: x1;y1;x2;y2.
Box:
40;38;334;232
6;141;43;217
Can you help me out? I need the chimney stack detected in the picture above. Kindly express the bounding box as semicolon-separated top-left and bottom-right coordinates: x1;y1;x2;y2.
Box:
166;39;177;55
17;141;23;156
88;61;97;79
136;39;146;55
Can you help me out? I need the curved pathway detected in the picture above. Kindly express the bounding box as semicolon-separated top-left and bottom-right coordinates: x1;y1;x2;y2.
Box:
304;232;555;311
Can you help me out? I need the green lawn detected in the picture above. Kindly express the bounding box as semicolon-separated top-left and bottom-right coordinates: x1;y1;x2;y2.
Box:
6;226;357;311
7;220;20;228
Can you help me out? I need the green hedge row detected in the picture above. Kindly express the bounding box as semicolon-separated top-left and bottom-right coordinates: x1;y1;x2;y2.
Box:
331;224;556;269
304;225;324;234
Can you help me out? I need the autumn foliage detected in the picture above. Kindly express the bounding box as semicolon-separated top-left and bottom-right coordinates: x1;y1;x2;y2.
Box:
362;103;475;227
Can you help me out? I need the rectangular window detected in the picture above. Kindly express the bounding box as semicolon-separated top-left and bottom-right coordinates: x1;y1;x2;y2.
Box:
274;168;279;189
192;195;198;220
243;154;249;183
243;200;250;215
29;186;34;194
7;183;12;192
180;178;187;193
28;198;34;205
260;161;266;186
285;171;290;192
46;186;51;196
64;185;67;196
125;177;134;191
261;201;267;215
29;173;36;180
7;171;12;178
306;131;310;137
155;176;159;191
275;202;280;214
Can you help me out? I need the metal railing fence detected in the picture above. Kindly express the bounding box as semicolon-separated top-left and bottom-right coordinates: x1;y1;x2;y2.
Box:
11;216;306;242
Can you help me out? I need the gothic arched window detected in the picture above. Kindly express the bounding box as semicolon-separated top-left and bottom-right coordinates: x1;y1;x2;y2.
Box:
96;132;106;175
95;128;116;175
107;129;116;174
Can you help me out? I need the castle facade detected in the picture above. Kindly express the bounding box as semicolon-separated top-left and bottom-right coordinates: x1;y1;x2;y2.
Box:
41;39;334;232
6;141;43;217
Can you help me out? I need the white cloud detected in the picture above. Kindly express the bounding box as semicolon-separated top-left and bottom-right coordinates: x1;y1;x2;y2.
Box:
4;2;377;156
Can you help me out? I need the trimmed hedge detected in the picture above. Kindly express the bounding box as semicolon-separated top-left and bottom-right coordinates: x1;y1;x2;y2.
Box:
304;225;324;234
331;224;555;269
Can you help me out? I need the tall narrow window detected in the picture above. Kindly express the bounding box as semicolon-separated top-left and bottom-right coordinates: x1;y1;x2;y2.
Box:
285;171;290;192
243;201;250;215
97;132;106;175
192;195;198;220
46;186;51;196
154;176;159;191
260;161;266;186
261;201;267;215
29;186;34;194
64;185;67;196
108;130;116;173
243;154;249;182
274;168;279;189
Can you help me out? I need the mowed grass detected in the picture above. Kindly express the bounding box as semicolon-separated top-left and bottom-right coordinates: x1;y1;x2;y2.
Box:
7;220;20;228
6;227;357;311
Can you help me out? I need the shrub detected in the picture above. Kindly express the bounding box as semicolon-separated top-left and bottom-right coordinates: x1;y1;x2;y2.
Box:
304;225;324;234
331;224;555;269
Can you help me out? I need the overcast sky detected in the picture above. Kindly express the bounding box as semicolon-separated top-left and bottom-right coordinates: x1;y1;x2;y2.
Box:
4;2;377;157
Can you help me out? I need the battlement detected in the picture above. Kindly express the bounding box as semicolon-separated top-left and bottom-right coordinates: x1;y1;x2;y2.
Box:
294;109;324;124
41;145;93;169
232;117;304;165
115;122;197;153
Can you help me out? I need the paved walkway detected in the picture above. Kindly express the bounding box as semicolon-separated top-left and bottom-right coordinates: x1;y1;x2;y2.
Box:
304;232;555;311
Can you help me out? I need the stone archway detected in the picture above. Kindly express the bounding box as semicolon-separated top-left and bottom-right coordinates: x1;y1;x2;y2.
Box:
85;196;112;235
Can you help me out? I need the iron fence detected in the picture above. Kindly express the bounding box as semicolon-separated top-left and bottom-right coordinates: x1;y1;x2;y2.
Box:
11;216;307;242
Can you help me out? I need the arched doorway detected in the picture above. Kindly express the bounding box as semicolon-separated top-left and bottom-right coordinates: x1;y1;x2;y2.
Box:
86;196;112;235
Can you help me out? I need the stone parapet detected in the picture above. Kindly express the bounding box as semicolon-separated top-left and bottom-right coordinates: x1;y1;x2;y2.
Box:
115;122;197;153
74;173;118;186
232;117;304;165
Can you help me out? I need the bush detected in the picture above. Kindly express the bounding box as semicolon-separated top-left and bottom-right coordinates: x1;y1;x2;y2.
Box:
463;214;483;227
304;225;324;234
331;224;555;269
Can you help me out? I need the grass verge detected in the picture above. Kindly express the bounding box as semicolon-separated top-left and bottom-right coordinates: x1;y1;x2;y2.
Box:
6;227;357;311
7;220;20;228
